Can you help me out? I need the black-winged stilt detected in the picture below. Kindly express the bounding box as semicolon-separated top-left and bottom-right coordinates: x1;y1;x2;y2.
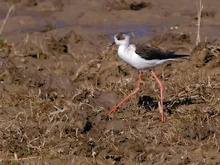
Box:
107;32;189;122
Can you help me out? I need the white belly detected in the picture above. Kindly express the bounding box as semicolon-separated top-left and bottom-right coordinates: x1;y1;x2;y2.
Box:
118;50;165;70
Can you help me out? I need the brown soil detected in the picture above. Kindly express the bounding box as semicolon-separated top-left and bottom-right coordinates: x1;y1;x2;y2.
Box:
0;0;220;164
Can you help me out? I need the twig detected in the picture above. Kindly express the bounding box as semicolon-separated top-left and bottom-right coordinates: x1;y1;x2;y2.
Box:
196;0;203;46
0;6;15;35
50;106;67;115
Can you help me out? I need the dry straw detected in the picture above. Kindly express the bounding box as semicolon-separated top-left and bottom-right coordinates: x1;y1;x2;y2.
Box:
0;5;14;36
196;0;203;46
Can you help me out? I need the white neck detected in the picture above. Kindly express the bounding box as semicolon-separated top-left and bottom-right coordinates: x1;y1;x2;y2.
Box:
118;45;128;54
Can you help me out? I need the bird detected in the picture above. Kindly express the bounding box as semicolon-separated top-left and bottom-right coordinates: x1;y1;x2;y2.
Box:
106;32;189;122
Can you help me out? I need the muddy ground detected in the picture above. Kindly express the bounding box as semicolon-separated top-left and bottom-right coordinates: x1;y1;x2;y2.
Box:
0;0;220;164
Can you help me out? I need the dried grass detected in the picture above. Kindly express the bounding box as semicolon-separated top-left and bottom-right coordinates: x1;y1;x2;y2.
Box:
196;0;203;46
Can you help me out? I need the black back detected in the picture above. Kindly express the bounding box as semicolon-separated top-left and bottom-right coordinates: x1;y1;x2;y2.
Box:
135;44;189;60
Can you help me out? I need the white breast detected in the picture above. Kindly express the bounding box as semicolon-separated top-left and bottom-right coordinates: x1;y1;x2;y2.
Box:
118;44;157;70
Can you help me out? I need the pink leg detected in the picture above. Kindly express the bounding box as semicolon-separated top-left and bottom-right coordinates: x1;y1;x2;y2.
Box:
108;70;142;115
151;70;165;122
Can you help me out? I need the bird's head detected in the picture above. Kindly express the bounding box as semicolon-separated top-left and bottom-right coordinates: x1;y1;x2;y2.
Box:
113;32;131;46
101;32;132;52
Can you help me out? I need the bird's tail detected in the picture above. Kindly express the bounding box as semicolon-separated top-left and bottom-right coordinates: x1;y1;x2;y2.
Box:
169;52;190;59
175;54;190;60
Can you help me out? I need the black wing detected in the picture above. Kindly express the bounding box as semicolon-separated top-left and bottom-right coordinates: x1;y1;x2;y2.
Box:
135;44;189;60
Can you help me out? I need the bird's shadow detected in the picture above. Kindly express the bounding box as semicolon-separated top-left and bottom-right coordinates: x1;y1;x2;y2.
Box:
138;95;202;115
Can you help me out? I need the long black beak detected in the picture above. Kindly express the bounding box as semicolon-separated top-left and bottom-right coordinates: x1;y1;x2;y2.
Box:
109;41;116;47
101;42;116;52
